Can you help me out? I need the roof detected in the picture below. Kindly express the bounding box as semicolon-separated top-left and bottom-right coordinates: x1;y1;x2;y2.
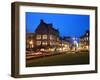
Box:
35;19;59;35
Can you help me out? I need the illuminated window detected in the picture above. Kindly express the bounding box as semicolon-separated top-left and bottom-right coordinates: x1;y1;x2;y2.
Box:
50;42;53;45
86;33;88;36
36;41;41;45
57;38;59;41
42;41;47;45
42;35;47;39
36;35;41;39
87;37;88;40
50;35;53;40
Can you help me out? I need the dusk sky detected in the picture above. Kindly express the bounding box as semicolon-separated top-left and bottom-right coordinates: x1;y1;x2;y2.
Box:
26;12;89;37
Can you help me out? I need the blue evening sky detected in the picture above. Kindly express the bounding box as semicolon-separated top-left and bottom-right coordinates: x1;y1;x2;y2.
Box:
26;12;89;37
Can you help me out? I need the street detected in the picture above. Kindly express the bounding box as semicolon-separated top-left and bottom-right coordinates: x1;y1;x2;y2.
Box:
26;51;89;67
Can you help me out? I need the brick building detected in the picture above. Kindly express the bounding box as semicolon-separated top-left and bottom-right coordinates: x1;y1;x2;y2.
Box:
34;20;60;49
26;19;71;52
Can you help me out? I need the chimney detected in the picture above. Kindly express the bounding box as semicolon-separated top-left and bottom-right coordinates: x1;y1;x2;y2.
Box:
40;19;44;23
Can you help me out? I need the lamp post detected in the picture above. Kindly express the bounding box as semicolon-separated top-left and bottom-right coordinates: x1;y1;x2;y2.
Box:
29;40;33;53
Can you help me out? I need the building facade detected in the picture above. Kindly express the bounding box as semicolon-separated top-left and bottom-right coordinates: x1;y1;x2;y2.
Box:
79;30;89;50
26;33;35;50
33;19;60;52
26;19;72;52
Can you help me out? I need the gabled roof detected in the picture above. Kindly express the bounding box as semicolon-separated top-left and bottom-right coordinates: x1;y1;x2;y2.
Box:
35;19;59;35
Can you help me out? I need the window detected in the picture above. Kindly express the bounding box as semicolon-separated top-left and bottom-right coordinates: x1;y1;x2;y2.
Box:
56;42;59;45
50;42;53;45
85;37;88;41
50;42;55;45
87;37;88;40
36;41;41;45
42;41;47;45
57;37;59;41
36;35;41;39
86;33;88;36
42;35;47;39
50;35;53;40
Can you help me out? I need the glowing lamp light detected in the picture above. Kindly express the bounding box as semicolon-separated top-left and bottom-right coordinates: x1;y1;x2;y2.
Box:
73;40;78;47
29;40;33;45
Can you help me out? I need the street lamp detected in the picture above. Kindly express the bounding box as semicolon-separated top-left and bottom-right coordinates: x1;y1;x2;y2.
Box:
29;40;33;46
29;40;33;52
